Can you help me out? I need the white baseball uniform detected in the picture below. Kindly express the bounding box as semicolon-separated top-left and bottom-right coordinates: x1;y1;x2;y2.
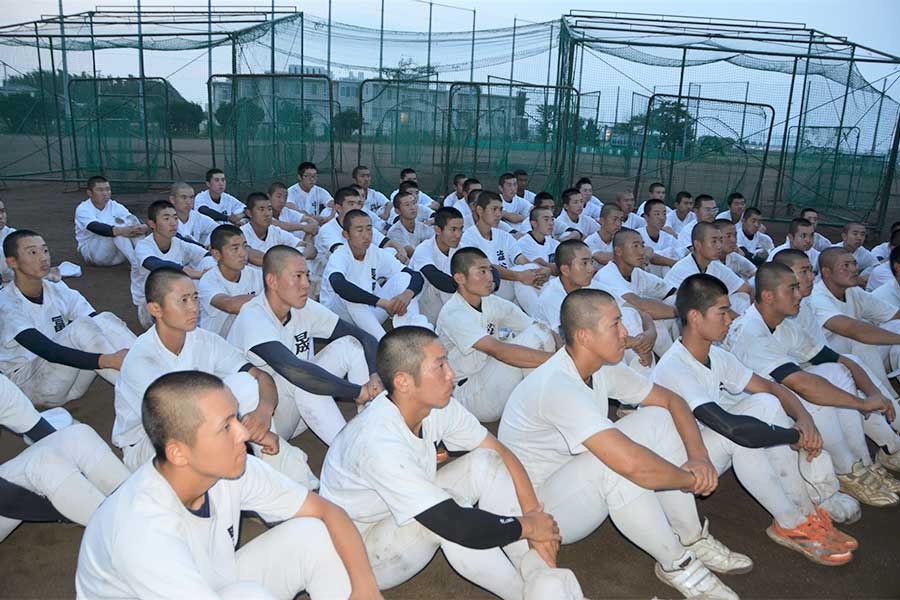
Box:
314;216;386;258
240;223;303;253
408;237;456;325
583;196;604;221
553;211;599;241
76;457;352;600
664;254;751;314
833;242;879;277
514;233;559;266
74;198;141;266
767;242;820;273
177;210;218;247
501;196;531;227
0;280;135;407
273;205;307;240
198;264;263;338
193;189;245;218
0;225;15;283
873;277;900;308
736;227;770;259
866;261;894;293
387;219;433;251
288;183;332;217
725;251;757;281
227;293;368;444
459;225;525;303
638;226;684;277
872;241;890;262
666;210;696;237
436;292;555;421
623;212;647;230
131;235;209;328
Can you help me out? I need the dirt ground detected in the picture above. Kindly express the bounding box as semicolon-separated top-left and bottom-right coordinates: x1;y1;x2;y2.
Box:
0;180;898;600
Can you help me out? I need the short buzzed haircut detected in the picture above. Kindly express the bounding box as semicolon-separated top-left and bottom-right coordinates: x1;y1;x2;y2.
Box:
691;221;716;244
575;176;592;188
398;180;419;194
675;190;693;203
148;200;175;222
772;248;809;269
205;168;224;182
333;186;360;206
351;165;369;178
642;198;665;215
392;191;414;209
842;221;865;235
513;169;528;177
499;172;516;186
561;188;581;205
799;207;817;218
400;168;416;179
555;239;589;268
145;266;190;306
534;191;554;205
560;288;616;345
743;206;762;219
649;182;665;193
475;190;502;211
450;246;488;276
453;173;467;185
529;205;552;222
262;244;303;283
86;175;109;190
297;161;316;175
676;273;729;326
818;246;851;273
169;181;193;196
712;218;734;231
462;178;481;193
754;261;794;303
434;206;463;229
267;181;287;195
245;192;269;212
142;370;224;462
789;217;813;236
2;229;40;260
376;326;439;395
613;227;639;248
210;224;244;252
727;192;745;206
600;203;623;219
694;194;715;207
342;209;370;232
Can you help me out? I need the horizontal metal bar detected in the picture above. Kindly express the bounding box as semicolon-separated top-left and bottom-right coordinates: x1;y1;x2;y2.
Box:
566;10;808;30
570;22;853;47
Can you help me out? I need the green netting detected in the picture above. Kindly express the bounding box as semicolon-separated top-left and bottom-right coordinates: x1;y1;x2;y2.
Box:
69;77;171;183
209;74;336;195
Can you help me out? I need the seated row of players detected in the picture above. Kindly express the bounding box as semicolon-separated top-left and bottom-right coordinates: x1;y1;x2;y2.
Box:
3;166;900;597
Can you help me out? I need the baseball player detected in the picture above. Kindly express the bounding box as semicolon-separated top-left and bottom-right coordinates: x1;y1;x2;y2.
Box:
871;245;900;306
287;162;334;222
445;173;468;207
386;190;434;257
0;230;134;407
73;175;147;266
131;200;211;328
315;187;405;263
0;373;129;543
638;198;682;277
511;192;555;237
227;245;382;445
833;222;878;287
665;191;696;237
799;207;838;253
436;247;558;422
713;220;758;281
715;192;746;224
0;198;12;283
197;224;263;338
574;177;603;221
665;222;752;315
553;187;600;242
320;326;584;600
169;181;217;247
114;267;316;486
383;180;435;226
636;181;672;218
455;179;482;229
461;191;549;306
352;165;391;221
768;218;820;272
321;210;430;340
389;168;439;210
593;228;678;356
76;370;383;600
408;206;464;324
654;273;856;566
514;205;559;270
676;194;718;250
498;172;530;230
241;192;314;260
499;288;750;599
268;181;320;240
583;203;623;266
193;168;246;225
514;169;536;205
614;191;647;230
736;207;773;264
865;229;900;293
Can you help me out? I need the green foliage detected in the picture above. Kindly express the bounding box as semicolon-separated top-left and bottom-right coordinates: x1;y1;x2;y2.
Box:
166;100;204;136
629;100;696;152
333;108;362;140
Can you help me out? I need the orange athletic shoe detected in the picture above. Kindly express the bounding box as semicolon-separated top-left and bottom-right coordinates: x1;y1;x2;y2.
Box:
814;506;858;551
765;512;853;566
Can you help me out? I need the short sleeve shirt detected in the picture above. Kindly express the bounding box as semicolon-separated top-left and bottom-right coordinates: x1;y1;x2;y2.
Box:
808;278;898;332
74;199;137;249
131;235;209;305
553;211;599;240
0;372;41;434
239;223;302;253
320;244;405;308
664;255;745;295
287;184;332;216
725;304;823;380
592;262;673;304
653;340;753;411
387;219;433;250
459;226;521;269
198;265;263;338
193;190;245;216
515;233;559;264
177;211;218;247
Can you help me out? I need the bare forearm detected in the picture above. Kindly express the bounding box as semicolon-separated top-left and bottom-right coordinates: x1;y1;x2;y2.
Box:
211;293;255;315
839;355;880;397
828;318;900;345
785;371;864;409
592;251;614;265
491;342;552;368
626;295;676;320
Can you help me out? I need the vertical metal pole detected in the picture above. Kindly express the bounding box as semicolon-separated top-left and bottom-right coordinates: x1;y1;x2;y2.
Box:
509;18;517;85
300;15;305;156
739;81;749;142
57;1;70;125
327;0;332;74
137;0;151;181
426;2;433;82
875;112;900;231
89;12;103;176
34;24;53;171
231;38;238;174
379;0;385;74
660;48;687;199
827;45;856;207
270;1;276;74
208;0;215;168
774;57;799;205
470;10;476;83
270;2;278;178
870;79;888;155
789;32;815;204
48;36;66;181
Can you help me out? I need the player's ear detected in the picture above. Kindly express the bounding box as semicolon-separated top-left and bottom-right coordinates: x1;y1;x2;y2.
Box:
147;300;164;320
166;439;189;467
392;371;411;394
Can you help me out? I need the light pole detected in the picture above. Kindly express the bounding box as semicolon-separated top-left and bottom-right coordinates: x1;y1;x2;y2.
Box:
413;0;476;82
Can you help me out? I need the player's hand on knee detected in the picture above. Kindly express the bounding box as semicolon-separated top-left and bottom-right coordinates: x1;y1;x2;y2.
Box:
98;348;129;371
367;373;384;397
241;409;273;443
254;430;280;455
519;503;561;545
529;539;559;568
792;416;823;460
861;393;892;420
681;459;718;496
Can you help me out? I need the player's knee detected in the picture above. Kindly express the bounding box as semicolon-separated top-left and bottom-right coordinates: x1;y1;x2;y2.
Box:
747;393;787;424
466;447;505;481
819;362;855;393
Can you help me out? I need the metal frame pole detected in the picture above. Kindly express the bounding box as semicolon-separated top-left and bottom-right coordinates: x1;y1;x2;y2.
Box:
470;10;475;82
774;57;799;204
48;36;66;181
327;0;332;74
788;31;815;207
870;79;887;155
57;1;70;128
827;45;856;207
207;0;215;168
875;112;900;231
739;81;749;141
136;0;151;181
426;2;433;81
89;12;103;176
34;24;53;172
379;0;385;75
270;1;278;178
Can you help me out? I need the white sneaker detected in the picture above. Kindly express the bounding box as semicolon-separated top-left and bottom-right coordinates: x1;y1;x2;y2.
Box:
654;553;738;600
682;519;753;575
819;491;862;524
876;448;900;473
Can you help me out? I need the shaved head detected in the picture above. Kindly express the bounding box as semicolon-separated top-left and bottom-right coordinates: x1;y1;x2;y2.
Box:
771;248;809;269
754;262;795;303
142;371;224;462
145;267;191;306
376;326;439;395
818;246;852;273
560;288;617;345
613;227;640;249
169;181;193;196
263;244;303;282
555;239;589;267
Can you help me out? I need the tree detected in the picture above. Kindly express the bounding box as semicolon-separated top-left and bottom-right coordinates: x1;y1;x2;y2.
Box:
215;98;265;137
380;56;437;81
628;100;696;153
579;117;600;147
167;101;204;136
535;103;556;141
0;93;44;133
696;135;736;156
277;100;314;132
333;108;362;140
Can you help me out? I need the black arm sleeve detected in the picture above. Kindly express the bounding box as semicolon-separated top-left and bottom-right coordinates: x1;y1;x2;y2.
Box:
0;477;67;522
328;272;380;306
86;221;115;237
250;341;362;399
491;266;502;291
14;329;101;370
415;499;522;550
421;264;457;294
770;362;804;384
142;256;184;272
693;402;800;448
328;319;378;372
22;418;56;443
402;267;424;296
175;232;207;249
198;205;230;222
378;237;390;248
809;346;841;366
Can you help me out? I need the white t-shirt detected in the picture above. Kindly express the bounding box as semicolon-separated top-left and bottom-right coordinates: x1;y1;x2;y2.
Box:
677;220;698;249
75;457;306;600
198;265;263;338
131;235;208;306
592;262;673;304
287;184;332;216
320;393;487;526
0;280;94;375
177;210;218;247
0;225;15;282
194;190;245;217
361;188;391;216
387;219;433;250
112;326;250;449
736;227;767;257
866;261;893;292
664;254;746;296
534;277;568;329
638;227;682;260
498;348;653;488
725;251;757;281
459;226;521;269
436;292;535;381
833;242;878;276
445;191;466;207
553;211;600;240
653;340;753;412
872;241;890;262
813;231;834;254
0;371;42;434
273;206;307;239
515;233;559;265
390;188;436;208
808;279;898;341
583;196;604;221
715;210;742;223
872;278;900;309
409;238;456;305
501;196;532;224
623;212;647;230
227;293;339;364
767;242;820;273
74;199;138;250
517;190;536;205
637;200;675;218
320;244;405;309
314;216;386;257
666;211;696;236
725;304;824;380
584;231;614;258
240;223;302;254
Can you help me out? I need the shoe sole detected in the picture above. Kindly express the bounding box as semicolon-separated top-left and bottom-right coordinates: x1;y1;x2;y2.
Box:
653;564;732;600
838;483;900;508
704;562;754;576
876;455;900;473
765;526;853;567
